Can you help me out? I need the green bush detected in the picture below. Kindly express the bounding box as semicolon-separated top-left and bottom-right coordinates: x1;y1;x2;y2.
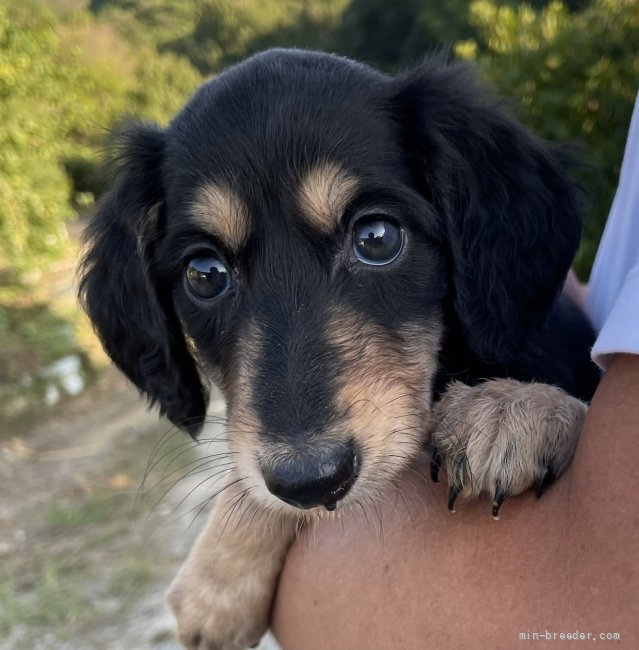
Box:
0;4;74;271
0;2;201;274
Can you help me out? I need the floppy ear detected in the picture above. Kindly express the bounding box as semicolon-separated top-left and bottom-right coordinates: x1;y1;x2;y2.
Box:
79;124;208;435
392;59;583;364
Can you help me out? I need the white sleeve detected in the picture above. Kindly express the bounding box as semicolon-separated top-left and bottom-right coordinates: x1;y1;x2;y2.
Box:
585;91;639;371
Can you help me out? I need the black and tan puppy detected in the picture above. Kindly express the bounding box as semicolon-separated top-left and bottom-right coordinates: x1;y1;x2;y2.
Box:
80;49;599;649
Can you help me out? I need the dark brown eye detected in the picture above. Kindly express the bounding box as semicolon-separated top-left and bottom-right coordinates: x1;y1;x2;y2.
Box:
185;255;230;301
353;218;404;266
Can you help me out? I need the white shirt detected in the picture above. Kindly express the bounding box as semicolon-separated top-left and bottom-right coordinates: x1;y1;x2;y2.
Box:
585;93;639;370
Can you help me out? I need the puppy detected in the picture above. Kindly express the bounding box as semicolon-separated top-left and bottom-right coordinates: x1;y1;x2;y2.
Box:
79;49;600;649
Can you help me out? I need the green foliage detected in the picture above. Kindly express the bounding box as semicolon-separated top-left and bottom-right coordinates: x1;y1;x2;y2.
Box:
0;2;201;274
459;0;639;276
89;0;197;47
93;0;347;74
0;4;74;270
332;0;474;70
313;0;588;71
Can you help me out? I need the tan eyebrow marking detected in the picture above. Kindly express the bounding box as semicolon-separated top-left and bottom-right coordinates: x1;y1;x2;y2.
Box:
296;163;358;234
190;183;251;250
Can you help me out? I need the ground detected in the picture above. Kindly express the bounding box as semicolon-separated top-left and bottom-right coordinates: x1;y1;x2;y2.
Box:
0;366;278;650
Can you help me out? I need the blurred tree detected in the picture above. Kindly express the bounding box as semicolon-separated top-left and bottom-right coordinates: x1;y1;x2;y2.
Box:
166;0;347;74
87;0;594;77
89;0;197;48
1;3;75;271
325;0;589;71
90;0;345;74
458;0;639;276
0;1;200;274
331;0;473;69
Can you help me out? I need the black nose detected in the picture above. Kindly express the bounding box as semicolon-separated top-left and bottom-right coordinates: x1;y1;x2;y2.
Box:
262;442;358;510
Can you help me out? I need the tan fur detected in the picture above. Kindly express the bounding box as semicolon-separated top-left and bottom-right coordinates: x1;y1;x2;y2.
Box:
296;163;358;234
432;379;587;502
330;309;442;504
223;320;267;500
190;183;250;250
167;472;296;650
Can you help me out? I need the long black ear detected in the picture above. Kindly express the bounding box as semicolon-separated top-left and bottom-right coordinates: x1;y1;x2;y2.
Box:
79;124;208;435
392;59;583;364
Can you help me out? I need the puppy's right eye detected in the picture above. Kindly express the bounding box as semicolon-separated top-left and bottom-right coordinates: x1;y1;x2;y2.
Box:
184;255;230;301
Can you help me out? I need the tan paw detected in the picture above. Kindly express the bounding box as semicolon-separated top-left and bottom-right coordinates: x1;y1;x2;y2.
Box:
167;557;272;650
430;379;587;517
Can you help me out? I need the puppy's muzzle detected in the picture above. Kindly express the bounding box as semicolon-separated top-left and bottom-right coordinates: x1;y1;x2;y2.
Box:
261;441;359;511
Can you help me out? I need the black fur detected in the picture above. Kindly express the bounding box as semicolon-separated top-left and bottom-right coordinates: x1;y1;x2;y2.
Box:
79;125;208;434
79;49;599;435
393;61;585;362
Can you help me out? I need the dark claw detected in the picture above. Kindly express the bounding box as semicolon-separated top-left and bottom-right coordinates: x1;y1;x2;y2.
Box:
448;484;461;512
535;466;556;498
492;483;507;518
430;447;442;482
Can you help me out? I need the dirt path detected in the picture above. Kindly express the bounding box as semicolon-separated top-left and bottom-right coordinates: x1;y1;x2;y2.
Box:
0;367;277;649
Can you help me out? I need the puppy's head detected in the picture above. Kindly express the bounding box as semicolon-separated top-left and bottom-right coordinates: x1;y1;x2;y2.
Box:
80;50;582;513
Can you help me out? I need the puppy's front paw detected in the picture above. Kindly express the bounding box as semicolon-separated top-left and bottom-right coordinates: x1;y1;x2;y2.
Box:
430;379;587;517
167;558;271;650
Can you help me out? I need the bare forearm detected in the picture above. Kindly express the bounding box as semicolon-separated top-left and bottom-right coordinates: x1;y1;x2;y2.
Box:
272;355;639;649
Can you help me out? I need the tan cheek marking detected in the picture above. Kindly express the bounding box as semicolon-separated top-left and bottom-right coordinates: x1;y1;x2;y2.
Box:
224;320;265;483
330;309;442;481
190;183;250;251
296;163;358;234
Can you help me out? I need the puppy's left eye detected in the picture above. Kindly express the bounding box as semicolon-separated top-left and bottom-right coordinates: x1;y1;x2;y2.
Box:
353;218;404;266
185;255;230;301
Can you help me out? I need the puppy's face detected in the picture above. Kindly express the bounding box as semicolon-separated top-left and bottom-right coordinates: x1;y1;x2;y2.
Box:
159;52;447;511
81;50;582;514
